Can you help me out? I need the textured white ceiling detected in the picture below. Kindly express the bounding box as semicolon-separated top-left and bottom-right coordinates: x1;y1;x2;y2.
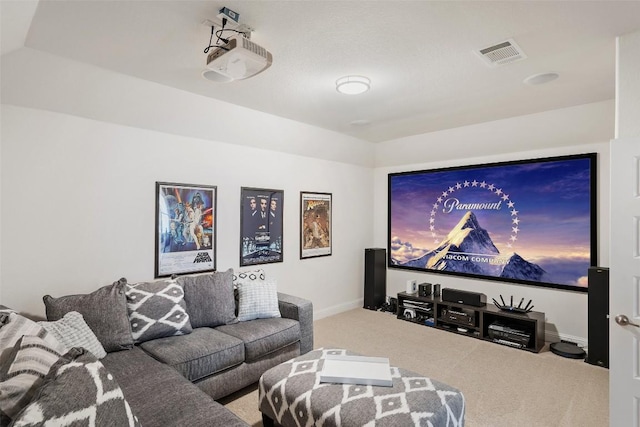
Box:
5;1;640;142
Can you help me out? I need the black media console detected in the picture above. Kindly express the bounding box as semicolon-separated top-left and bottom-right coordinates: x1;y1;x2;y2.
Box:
397;291;545;353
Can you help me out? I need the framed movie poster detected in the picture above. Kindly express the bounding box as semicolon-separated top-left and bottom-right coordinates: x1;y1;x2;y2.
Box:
240;187;284;266
300;192;332;259
155;182;216;277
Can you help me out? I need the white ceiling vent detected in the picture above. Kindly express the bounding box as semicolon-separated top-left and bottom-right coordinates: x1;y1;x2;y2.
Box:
476;39;527;67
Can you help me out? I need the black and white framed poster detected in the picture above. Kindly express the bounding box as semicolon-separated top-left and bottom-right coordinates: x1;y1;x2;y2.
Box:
240;187;284;266
300;191;332;259
155;182;216;277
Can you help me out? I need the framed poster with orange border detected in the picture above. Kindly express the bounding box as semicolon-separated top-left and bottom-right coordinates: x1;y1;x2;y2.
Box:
300;191;332;259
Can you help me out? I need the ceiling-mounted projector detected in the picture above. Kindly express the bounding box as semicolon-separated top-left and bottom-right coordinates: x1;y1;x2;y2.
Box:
206;36;272;81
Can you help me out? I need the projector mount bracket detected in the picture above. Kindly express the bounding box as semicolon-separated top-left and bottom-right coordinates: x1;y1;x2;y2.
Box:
201;18;254;40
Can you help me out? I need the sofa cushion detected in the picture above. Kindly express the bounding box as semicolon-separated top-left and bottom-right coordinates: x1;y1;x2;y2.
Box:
43;278;134;352
0;335;66;420
125;278;192;343
139;327;245;382
178;268;238;328
101;347;248;427
39;311;107;359
236;280;281;322
216;318;300;362
11;347;142;427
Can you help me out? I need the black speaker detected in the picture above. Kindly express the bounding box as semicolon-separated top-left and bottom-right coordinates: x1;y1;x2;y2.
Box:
586;267;609;368
441;288;487;307
433;284;441;297
418;283;432;297
364;248;386;310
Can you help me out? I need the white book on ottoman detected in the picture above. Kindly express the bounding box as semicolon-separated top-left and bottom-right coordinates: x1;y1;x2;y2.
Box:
320;354;392;387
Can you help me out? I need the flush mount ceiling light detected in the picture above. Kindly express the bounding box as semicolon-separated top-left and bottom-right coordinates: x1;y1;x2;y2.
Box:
523;72;559;85
336;75;370;95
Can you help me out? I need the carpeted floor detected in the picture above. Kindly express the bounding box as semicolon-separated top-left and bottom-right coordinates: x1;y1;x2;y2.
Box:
219;308;609;426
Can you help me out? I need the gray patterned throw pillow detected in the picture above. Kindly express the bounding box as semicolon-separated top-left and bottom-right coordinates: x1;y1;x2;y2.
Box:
0;334;66;421
11;347;141;427
126;278;192;343
0;313;62;363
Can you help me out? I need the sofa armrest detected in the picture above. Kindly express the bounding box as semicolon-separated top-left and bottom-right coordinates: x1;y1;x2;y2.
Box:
277;293;313;354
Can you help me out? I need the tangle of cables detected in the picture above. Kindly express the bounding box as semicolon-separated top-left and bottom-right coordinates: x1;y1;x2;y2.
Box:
203;18;249;54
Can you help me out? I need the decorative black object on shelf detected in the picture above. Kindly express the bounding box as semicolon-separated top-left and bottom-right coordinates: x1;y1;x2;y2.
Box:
492;295;534;314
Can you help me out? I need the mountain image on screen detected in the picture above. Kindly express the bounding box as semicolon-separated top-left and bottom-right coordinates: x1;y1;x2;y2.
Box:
500;253;547;281
398;211;548;282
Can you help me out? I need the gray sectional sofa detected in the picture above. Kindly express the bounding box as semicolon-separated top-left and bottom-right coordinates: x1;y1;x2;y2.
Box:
0;268;313;426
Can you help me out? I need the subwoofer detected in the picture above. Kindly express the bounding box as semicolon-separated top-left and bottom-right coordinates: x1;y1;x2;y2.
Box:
364;248;386;310
441;288;487;307
586;267;609;368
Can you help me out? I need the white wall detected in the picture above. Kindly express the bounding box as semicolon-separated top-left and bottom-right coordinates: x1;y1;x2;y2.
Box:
616;30;640;138
375;100;614;167
373;104;613;345
0;105;373;318
0;44;615;344
1;48;374;168
0;47;377;319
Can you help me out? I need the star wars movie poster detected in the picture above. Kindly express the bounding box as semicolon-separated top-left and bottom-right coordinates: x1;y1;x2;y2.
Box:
240;187;283;266
155;182;216;277
300;192;332;259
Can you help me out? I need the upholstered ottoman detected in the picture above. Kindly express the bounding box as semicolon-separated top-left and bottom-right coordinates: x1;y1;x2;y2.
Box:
259;348;465;427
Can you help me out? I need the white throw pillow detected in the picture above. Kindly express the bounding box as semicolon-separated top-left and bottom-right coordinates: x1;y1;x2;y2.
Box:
39;311;107;359
236;280;281;322
233;269;266;288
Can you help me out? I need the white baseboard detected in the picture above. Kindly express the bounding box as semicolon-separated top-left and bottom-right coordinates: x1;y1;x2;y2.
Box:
314;298;364;320
545;329;587;349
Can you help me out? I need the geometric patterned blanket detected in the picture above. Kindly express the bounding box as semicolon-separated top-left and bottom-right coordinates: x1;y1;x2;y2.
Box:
259;348;465;427
10;348;140;426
